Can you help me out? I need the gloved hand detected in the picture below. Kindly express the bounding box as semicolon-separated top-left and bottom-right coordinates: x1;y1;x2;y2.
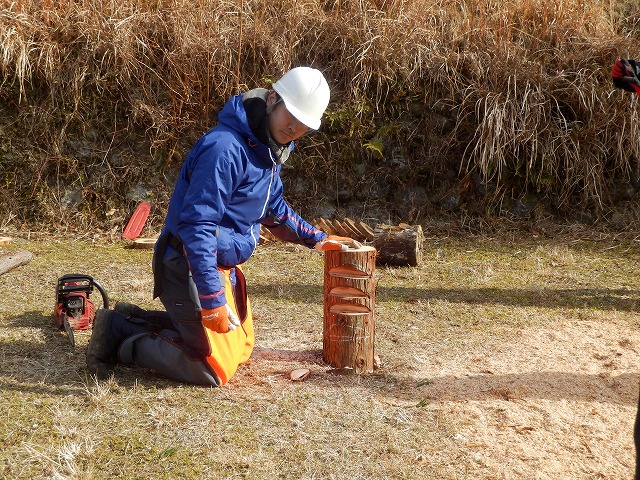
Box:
201;304;241;333
611;58;640;94
314;235;362;251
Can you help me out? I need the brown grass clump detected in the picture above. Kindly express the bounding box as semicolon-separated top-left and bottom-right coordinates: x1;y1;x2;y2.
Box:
0;0;639;230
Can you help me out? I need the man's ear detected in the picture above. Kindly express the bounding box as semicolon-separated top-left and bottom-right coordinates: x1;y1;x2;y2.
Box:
266;90;278;106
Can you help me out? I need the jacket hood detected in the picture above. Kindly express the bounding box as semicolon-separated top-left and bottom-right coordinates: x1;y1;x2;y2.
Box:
218;90;292;165
217;93;260;145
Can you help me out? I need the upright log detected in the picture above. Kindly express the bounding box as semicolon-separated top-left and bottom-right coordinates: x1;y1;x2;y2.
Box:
323;246;377;373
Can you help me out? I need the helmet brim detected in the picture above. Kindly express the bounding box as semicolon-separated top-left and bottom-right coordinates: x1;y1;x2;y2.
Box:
281;99;321;130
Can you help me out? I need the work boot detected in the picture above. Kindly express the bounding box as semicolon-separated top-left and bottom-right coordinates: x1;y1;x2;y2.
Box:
86;309;119;380
86;309;152;379
114;302;146;319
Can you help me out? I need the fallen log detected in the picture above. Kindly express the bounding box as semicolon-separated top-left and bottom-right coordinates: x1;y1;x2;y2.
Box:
0;250;33;276
373;223;424;267
260;219;423;267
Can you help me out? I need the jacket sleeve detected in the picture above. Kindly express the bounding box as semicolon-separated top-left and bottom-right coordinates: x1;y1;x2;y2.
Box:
262;172;327;247
175;140;243;310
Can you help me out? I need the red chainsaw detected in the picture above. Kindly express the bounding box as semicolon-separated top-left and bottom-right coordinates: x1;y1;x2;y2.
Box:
53;274;109;347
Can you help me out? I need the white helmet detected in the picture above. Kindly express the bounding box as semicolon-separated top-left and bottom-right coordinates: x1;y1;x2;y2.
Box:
272;67;330;130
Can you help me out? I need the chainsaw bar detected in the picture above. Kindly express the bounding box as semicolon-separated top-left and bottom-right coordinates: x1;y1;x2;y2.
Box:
63;314;75;348
122;201;152;240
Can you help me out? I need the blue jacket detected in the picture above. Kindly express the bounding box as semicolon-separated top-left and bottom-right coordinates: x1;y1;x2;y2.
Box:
161;93;327;309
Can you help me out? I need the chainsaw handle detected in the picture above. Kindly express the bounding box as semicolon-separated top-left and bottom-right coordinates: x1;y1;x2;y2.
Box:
93;280;110;310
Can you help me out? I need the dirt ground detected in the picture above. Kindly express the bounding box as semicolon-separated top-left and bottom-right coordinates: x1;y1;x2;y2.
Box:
243;316;639;479
412;315;639;479
1;236;638;479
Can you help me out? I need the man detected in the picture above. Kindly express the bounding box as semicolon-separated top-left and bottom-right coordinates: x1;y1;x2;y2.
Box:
86;67;355;386
612;56;640;480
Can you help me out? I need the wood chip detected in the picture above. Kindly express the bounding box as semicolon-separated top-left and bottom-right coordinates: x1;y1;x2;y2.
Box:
0;250;33;276
0;236;12;246
132;238;157;249
290;368;310;381
374;354;382;370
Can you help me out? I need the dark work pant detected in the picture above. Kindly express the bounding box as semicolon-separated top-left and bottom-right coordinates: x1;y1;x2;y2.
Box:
117;240;221;386
154;244;212;360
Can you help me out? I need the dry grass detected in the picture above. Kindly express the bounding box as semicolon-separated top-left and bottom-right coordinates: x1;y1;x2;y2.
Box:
1;231;639;479
1;0;640;230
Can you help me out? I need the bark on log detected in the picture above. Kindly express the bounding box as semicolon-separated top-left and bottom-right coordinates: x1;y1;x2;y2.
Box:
323;246;376;373
0;250;33;275
373;223;424;267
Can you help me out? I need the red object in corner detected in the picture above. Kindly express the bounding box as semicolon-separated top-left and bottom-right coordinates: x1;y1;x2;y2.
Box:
122;201;152;240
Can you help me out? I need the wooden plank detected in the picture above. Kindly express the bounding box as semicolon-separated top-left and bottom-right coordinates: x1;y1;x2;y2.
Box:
343;217;374;241
0;250;33;276
337;220;361;240
331;221;350;237
316;218;337;235
357;221;375;241
343;218;365;241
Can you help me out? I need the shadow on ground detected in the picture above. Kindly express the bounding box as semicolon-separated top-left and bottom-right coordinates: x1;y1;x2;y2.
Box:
248;282;640;312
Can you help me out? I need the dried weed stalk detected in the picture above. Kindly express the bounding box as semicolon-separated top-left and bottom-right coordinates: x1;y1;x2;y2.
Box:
0;0;639;229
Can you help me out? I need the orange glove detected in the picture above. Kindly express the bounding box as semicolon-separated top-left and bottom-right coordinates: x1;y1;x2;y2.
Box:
201;305;241;334
314;235;362;251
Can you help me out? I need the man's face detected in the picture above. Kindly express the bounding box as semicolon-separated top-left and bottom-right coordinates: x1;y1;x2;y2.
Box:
267;91;309;145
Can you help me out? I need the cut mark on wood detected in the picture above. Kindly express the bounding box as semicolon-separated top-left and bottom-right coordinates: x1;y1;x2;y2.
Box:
328;265;370;279
329;303;371;315
329;286;368;299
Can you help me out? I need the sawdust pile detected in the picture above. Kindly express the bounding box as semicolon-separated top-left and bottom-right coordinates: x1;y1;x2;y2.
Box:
417;316;638;478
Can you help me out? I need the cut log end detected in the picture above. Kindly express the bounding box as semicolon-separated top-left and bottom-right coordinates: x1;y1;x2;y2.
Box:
131;238;157;249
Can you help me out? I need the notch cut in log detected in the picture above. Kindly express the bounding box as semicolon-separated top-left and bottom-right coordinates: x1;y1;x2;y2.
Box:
0;250;33;276
323;245;376;374
328;265;370;279
329;286;368;299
